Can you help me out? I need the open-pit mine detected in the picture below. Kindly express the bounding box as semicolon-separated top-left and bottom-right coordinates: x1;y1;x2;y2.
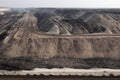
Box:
0;8;120;76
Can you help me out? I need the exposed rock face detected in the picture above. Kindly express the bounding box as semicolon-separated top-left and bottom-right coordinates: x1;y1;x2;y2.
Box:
34;9;120;34
0;8;120;70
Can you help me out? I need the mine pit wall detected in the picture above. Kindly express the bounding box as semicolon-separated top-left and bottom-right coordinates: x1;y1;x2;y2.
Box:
2;37;120;59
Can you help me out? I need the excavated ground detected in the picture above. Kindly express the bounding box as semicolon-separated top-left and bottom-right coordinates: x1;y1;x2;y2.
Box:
0;8;120;70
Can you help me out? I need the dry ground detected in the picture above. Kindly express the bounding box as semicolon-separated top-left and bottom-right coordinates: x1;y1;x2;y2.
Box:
0;76;119;80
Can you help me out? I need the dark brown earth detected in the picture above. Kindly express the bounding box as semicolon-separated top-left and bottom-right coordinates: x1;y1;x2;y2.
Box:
0;76;119;80
0;8;120;70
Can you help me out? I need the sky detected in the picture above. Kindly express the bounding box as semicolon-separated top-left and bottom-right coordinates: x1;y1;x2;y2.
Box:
0;0;120;8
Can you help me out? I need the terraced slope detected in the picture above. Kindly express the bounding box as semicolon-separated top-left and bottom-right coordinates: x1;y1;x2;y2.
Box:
0;8;120;70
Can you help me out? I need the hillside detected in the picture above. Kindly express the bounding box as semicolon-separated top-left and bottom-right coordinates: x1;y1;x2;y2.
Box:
0;8;120;70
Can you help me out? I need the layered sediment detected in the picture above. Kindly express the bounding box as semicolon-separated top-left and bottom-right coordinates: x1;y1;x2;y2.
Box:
0;8;120;70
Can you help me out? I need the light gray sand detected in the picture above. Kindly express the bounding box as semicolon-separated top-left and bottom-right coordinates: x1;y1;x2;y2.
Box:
0;68;120;76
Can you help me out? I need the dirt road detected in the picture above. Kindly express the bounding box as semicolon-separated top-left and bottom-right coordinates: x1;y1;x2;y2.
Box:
2;13;120;39
0;76;119;80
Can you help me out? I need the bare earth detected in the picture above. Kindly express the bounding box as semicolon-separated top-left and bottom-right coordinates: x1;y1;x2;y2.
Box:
0;76;119;80
0;68;120;77
0;8;120;70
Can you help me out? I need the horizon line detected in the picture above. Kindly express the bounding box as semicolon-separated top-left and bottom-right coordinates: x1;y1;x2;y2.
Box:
1;6;120;9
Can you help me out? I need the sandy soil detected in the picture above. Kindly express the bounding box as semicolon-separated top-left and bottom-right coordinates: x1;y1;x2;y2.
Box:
0;68;120;76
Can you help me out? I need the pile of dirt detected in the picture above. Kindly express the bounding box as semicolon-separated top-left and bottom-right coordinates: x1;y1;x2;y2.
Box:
0;8;120;70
